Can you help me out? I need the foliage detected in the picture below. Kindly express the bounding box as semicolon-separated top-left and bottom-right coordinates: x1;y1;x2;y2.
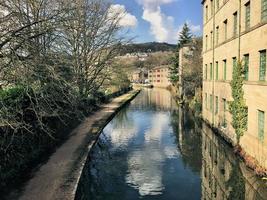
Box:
0;0;131;192
189;89;202;116
120;42;176;55
182;37;203;99
115;51;173;74
103;61;131;93
178;23;193;49
169;51;180;84
0;0;127;135
229;61;248;144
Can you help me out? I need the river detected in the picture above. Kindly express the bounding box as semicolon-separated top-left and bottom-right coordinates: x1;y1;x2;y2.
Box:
75;88;267;200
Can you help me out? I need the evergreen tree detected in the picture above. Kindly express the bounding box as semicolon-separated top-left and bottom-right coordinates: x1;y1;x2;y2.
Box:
178;23;193;48
169;50;179;84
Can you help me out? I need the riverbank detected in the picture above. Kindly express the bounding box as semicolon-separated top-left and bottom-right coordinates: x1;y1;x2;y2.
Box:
5;89;140;200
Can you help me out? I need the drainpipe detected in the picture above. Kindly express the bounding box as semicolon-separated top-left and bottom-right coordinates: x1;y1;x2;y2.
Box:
238;0;241;61
212;0;216;125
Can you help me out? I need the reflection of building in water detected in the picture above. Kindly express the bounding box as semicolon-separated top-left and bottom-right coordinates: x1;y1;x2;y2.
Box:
177;107;202;173
201;123;267;200
131;88;178;111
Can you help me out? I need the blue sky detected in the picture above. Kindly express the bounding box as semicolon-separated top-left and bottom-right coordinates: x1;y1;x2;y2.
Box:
112;0;203;44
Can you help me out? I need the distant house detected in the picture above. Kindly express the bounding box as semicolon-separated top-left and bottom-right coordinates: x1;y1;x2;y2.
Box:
132;69;148;83
148;65;171;88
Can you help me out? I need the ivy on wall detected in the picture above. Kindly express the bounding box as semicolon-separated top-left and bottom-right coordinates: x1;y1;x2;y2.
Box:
229;61;248;144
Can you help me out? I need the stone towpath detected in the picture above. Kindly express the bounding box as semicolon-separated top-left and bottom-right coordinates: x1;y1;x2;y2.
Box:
17;90;140;200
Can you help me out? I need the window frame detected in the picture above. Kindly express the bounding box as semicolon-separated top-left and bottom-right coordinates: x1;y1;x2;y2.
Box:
244;54;249;81
216;26;219;45
245;1;251;30
258;110;265;142
232;57;237;79
262;0;267;22
216;61;219;80
223;98;227;127
259;50;266;81
233;12;238;37
223;59;227;80
224;19;228;41
210;63;213;80
210;94;213;111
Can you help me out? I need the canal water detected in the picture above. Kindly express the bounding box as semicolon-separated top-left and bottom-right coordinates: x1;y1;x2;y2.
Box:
75;88;267;200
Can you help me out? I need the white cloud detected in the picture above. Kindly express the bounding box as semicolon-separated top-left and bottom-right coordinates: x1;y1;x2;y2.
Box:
109;4;138;28
137;0;201;43
190;24;201;33
177;20;201;35
138;0;177;43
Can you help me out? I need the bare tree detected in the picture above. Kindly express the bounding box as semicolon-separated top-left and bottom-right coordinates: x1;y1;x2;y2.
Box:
59;0;126;98
0;0;131;190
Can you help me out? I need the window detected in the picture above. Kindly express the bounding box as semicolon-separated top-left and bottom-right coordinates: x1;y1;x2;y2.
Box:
223;98;227;127
210;94;213;111
258;110;265;142
224;20;228;40
206;35;208;50
245;2;250;30
244;54;249;81
215;96;219;114
210;31;213;48
205;93;208;109
216;26;219;45
259;50;266;81
210;63;213;80
216;61;219;80
223;59;227;80
233;12;238;37
205;64;208;79
206;5;209;22
262;0;267;22
233;57;237;78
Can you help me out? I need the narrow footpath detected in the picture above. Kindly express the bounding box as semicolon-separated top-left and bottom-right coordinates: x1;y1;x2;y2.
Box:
16;90;140;200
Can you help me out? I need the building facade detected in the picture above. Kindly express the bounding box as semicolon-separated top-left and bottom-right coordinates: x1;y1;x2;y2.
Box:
131;69;148;83
202;0;267;168
148;65;171;88
178;45;192;99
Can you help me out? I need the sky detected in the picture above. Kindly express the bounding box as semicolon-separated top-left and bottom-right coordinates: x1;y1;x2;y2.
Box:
111;0;203;44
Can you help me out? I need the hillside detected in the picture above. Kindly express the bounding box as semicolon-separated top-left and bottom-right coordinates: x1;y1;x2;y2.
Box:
120;42;176;55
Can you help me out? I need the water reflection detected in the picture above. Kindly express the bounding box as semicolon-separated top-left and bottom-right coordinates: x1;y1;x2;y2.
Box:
75;88;267;200
201;123;267;200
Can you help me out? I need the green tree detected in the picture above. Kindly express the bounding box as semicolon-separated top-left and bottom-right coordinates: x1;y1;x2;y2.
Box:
229;61;248;144
178;23;193;48
169;50;180;84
